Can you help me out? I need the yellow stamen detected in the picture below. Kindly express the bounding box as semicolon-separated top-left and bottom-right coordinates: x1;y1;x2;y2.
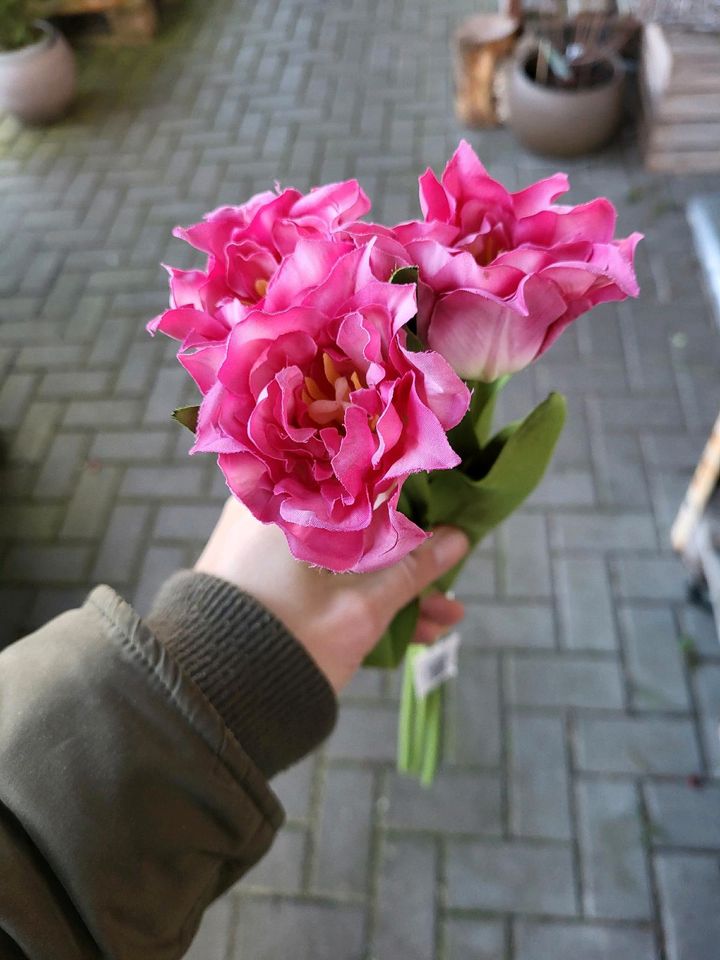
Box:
304;376;325;401
254;277;268;298
323;352;341;386
350;371;362;392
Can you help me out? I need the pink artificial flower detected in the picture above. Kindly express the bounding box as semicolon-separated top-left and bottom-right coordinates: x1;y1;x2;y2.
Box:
387;140;642;381
147;180;370;391
192;240;470;573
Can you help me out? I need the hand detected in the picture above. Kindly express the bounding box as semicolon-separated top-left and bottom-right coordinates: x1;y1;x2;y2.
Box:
195;499;469;692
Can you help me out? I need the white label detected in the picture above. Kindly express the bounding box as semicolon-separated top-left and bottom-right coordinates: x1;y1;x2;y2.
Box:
412;631;461;699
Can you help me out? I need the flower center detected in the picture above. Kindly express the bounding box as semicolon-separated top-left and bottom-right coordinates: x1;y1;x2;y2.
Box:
254;277;268;298
303;353;364;428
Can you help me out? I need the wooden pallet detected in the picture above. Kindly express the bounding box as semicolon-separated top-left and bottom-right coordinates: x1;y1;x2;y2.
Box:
641;24;720;173
29;0;157;43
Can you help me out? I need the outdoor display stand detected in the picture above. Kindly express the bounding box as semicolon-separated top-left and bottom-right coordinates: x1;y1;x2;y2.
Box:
671;410;720;644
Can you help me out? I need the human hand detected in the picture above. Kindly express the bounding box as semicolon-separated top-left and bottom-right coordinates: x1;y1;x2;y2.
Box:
195;498;469;692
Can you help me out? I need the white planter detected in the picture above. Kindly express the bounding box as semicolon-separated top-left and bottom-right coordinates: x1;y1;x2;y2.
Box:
0;21;76;124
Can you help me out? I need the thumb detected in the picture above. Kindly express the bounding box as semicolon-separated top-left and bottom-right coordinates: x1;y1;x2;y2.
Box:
375;527;469;612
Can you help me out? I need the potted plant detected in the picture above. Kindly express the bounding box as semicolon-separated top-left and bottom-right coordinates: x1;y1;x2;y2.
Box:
508;15;635;157
0;0;76;124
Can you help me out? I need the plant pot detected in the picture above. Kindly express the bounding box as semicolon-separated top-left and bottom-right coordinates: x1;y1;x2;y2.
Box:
0;21;76;124
508;44;624;157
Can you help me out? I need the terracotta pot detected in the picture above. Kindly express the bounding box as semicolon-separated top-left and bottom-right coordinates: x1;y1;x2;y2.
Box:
508;45;624;157
0;21;76;124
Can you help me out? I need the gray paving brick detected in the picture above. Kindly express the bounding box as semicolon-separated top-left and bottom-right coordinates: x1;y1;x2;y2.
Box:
183;898;232;960
645;781;720;849
231;900;365;960
693;665;720;774
526;467;595;507
385;769;502;836
375;837;435;960
132;545;188;617
453;550;496;599
461;602;555;650
154;503;220;542
576;718;701;775
620;606;690;711
656;853;720;960
1;544;91;584
444;919;505;960
33;432;89;498
313;766;374;896
271;756;315;824
89;429;172;462
120;464;206;499
446;653;501;766
610;556;687;601
38;371;110;399
0;372;34;430
326;705;397;762
514;920;656;960
550;512;657;552
60;464;119;539
93;503;151;585
506;654;624;710
8;400;61;465
63;398;141;428
446;840;577;915
498;513;552;598
555;557;617;651
510;714;571;840
0;503;62;541
577;779;651;919
244;827;306;892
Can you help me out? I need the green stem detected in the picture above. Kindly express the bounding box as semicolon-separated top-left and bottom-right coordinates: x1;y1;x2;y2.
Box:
421;690;442;786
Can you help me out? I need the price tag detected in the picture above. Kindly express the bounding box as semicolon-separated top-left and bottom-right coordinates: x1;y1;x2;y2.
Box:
412;631;461;699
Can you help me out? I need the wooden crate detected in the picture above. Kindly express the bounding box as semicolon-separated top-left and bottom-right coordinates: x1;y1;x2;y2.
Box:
30;0;157;43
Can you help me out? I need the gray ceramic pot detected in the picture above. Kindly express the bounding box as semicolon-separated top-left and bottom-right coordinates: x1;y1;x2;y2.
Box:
509;44;624;157
0;21;76;124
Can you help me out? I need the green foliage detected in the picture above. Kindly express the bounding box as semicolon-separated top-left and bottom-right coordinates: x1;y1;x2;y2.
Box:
172;404;200;433
0;0;37;52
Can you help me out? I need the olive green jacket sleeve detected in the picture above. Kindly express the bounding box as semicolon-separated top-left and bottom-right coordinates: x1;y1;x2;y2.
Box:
0;572;337;960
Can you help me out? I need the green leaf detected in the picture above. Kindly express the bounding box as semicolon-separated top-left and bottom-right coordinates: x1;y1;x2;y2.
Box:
427;392;566;588
389;264;419;286
363;598;419;668
447;377;507;464
405;330;425;353
172;404;200;433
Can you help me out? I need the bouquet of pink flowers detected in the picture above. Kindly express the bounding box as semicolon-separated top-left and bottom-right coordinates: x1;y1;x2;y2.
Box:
148;141;641;782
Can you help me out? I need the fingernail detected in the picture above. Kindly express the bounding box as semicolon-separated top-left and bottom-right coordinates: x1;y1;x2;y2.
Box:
433;527;469;567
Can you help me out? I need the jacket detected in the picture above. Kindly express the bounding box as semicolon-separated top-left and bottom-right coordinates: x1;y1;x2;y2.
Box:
0;570;337;959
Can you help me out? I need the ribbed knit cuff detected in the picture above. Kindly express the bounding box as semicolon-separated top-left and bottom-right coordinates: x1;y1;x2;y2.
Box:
146;571;337;779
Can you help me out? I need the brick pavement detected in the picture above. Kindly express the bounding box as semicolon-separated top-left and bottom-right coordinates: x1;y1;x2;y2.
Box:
1;0;720;957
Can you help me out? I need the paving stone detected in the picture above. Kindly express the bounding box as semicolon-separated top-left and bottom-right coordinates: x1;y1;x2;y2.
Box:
183;898;233;960
39;371;110;399
576;717;701;775
132;545;188;617
326;705;397;762
446;840;577;915
452;550;496;599
506;654;624;710
656;853;720;960
555;557;617;651
527;467;595;507
444;919;505;960
120;464;206;498
510;714;571;840
514;920;656;960
385;769;502;836
60;464;119;539
231;900;365;960
63;398;142;428
375;836;435;960
270;756;315;824
461;602;556;649
1;544;91;584
550;512;657;552
576;779;651;920
154;503;220;541
445;652;501;767
693;664;720;774
0;504;63;541
313;765;374;895
498;513;552;598
645;781;720;849
89;429;172;462
93;503;152;585
0;372;35;430
620;606;690;711
244;826;306;892
33;432;89;498
610;556;687;601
